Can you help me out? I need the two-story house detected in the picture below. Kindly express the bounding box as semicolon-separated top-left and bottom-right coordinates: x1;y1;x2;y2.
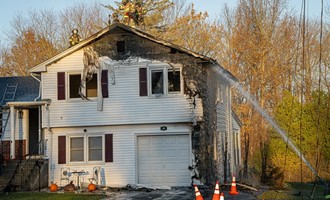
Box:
1;23;241;189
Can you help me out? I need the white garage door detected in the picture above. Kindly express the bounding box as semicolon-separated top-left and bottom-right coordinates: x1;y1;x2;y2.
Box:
137;134;191;186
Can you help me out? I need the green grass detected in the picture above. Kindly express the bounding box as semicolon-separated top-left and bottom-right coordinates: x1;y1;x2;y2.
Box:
258;182;325;199
0;192;106;200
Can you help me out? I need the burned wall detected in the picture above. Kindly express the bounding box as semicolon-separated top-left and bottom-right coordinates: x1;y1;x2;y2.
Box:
92;27;219;185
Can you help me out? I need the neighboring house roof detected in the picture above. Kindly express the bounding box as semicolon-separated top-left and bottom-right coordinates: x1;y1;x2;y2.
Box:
0;76;39;106
29;23;237;82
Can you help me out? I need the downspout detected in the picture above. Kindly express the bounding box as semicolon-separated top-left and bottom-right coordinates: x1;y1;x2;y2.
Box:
30;72;42;154
30;73;54;181
46;105;54;182
10;106;15;159
30;73;41;101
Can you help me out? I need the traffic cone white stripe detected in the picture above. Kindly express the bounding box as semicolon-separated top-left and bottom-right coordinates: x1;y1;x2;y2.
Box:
212;181;221;200
220;192;224;200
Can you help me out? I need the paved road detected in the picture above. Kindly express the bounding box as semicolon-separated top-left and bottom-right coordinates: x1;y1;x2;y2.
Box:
102;187;258;200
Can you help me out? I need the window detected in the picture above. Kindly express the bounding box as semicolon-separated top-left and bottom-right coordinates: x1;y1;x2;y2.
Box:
69;73;97;99
86;74;98;98
58;134;112;164
233;132;240;165
117;41;125;53
69;135;104;163
70;137;84;162
151;69;164;95
57;70;108;100
69;74;81;99
144;66;181;96
168;69;181;93
88;136;102;161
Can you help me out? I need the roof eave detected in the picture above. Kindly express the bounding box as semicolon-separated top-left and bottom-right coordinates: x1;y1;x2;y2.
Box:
29;25;114;73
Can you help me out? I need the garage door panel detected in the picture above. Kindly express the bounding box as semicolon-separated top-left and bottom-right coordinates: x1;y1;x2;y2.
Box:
164;149;178;157
138;134;190;186
151;150;164;157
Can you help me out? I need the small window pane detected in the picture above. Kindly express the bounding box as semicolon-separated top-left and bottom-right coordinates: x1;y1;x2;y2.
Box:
151;70;163;94
69;74;81;98
168;69;181;93
117;41;125;53
89;136;102;161
86;74;97;97
70;137;84;162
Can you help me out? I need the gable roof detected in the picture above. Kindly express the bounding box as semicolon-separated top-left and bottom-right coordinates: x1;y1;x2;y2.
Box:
29;23;236;80
0;76;39;106
30;23;215;73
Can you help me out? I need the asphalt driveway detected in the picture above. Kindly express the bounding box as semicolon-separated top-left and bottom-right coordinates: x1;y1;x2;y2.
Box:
102;187;258;200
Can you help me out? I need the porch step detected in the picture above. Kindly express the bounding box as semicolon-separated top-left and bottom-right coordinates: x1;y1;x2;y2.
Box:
0;159;46;192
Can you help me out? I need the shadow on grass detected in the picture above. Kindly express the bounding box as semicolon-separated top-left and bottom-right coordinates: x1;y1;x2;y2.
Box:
0;192;106;200
258;182;326;199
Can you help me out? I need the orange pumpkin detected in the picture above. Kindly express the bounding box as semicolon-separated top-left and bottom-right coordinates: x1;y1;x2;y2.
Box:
50;182;58;192
87;183;96;192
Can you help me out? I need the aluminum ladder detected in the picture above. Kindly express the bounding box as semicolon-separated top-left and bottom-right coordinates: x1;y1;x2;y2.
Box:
0;83;17;155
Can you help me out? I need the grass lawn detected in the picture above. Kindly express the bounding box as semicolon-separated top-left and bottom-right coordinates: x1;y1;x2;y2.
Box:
258;182;325;199
0;192;107;200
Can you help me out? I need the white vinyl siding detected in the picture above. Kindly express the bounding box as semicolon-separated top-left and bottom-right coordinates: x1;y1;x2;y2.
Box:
48;123;190;187
41;52;202;128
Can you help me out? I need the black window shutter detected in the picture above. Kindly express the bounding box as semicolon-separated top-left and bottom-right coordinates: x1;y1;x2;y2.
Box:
57;72;65;100
101;70;109;98
105;134;113;162
139;68;147;96
58;136;66;164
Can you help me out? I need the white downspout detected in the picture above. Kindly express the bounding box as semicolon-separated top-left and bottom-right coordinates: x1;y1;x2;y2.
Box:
31;73;43;155
10;106;15;159
46;105;54;182
30;73;41;101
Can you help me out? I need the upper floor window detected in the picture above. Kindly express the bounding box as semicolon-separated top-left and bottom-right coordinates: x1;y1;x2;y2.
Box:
69;73;98;99
69;74;81;99
168;69;181;93
57;70;108;100
151;69;164;95
140;65;181;97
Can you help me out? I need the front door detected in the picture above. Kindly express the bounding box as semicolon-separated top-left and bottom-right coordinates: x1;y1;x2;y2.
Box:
29;108;39;155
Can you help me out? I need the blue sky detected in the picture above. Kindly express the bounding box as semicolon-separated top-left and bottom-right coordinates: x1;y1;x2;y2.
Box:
0;0;324;42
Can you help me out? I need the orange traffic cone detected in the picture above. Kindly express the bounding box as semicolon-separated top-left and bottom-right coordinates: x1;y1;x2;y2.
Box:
220;192;225;200
194;184;204;200
228;176;239;195
212;181;220;200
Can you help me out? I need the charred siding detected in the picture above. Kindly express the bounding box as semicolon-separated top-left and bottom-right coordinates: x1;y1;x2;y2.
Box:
93;29;214;182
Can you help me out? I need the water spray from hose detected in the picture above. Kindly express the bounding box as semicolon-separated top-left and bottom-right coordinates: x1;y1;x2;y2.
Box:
212;65;321;180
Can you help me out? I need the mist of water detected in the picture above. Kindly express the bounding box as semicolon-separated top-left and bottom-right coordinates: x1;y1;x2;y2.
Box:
212;66;318;177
